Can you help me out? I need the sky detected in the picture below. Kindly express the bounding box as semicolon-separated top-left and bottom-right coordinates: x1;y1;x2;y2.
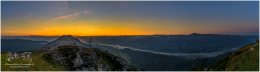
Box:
1;1;259;36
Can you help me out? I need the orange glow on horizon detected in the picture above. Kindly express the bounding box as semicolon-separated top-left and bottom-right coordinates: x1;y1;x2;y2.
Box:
2;17;243;36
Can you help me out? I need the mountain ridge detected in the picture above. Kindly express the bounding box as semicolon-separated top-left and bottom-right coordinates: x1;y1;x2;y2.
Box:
40;35;138;71
42;35;89;51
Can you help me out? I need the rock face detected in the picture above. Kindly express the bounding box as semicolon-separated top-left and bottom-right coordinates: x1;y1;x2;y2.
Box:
41;35;138;71
42;45;137;71
42;35;88;51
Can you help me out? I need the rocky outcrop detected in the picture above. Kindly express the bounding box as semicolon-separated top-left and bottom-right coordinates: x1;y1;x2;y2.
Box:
41;45;138;71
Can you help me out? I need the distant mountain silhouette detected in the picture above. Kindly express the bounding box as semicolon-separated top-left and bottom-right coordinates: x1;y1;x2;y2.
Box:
1;39;48;52
189;33;227;36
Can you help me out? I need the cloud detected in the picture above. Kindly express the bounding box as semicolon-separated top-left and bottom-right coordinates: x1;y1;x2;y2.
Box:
48;10;92;22
55;12;80;20
83;10;91;15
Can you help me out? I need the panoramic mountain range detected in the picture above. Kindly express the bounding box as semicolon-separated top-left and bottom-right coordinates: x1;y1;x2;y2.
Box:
1;34;259;71
2;1;258;71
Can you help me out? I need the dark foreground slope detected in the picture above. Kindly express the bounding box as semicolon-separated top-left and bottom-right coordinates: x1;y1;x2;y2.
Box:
195;40;259;71
1;45;138;71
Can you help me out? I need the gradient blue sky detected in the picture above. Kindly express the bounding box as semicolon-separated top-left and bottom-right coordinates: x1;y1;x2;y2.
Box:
2;1;259;36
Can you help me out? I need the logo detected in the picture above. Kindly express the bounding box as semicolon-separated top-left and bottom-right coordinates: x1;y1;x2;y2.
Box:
7;52;32;62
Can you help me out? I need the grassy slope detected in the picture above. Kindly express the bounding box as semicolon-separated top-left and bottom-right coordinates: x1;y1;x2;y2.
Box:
1;51;64;71
209;41;259;71
225;42;259;70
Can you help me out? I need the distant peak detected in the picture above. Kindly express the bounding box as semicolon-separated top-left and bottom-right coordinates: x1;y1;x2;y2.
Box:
61;35;73;37
190;33;200;35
